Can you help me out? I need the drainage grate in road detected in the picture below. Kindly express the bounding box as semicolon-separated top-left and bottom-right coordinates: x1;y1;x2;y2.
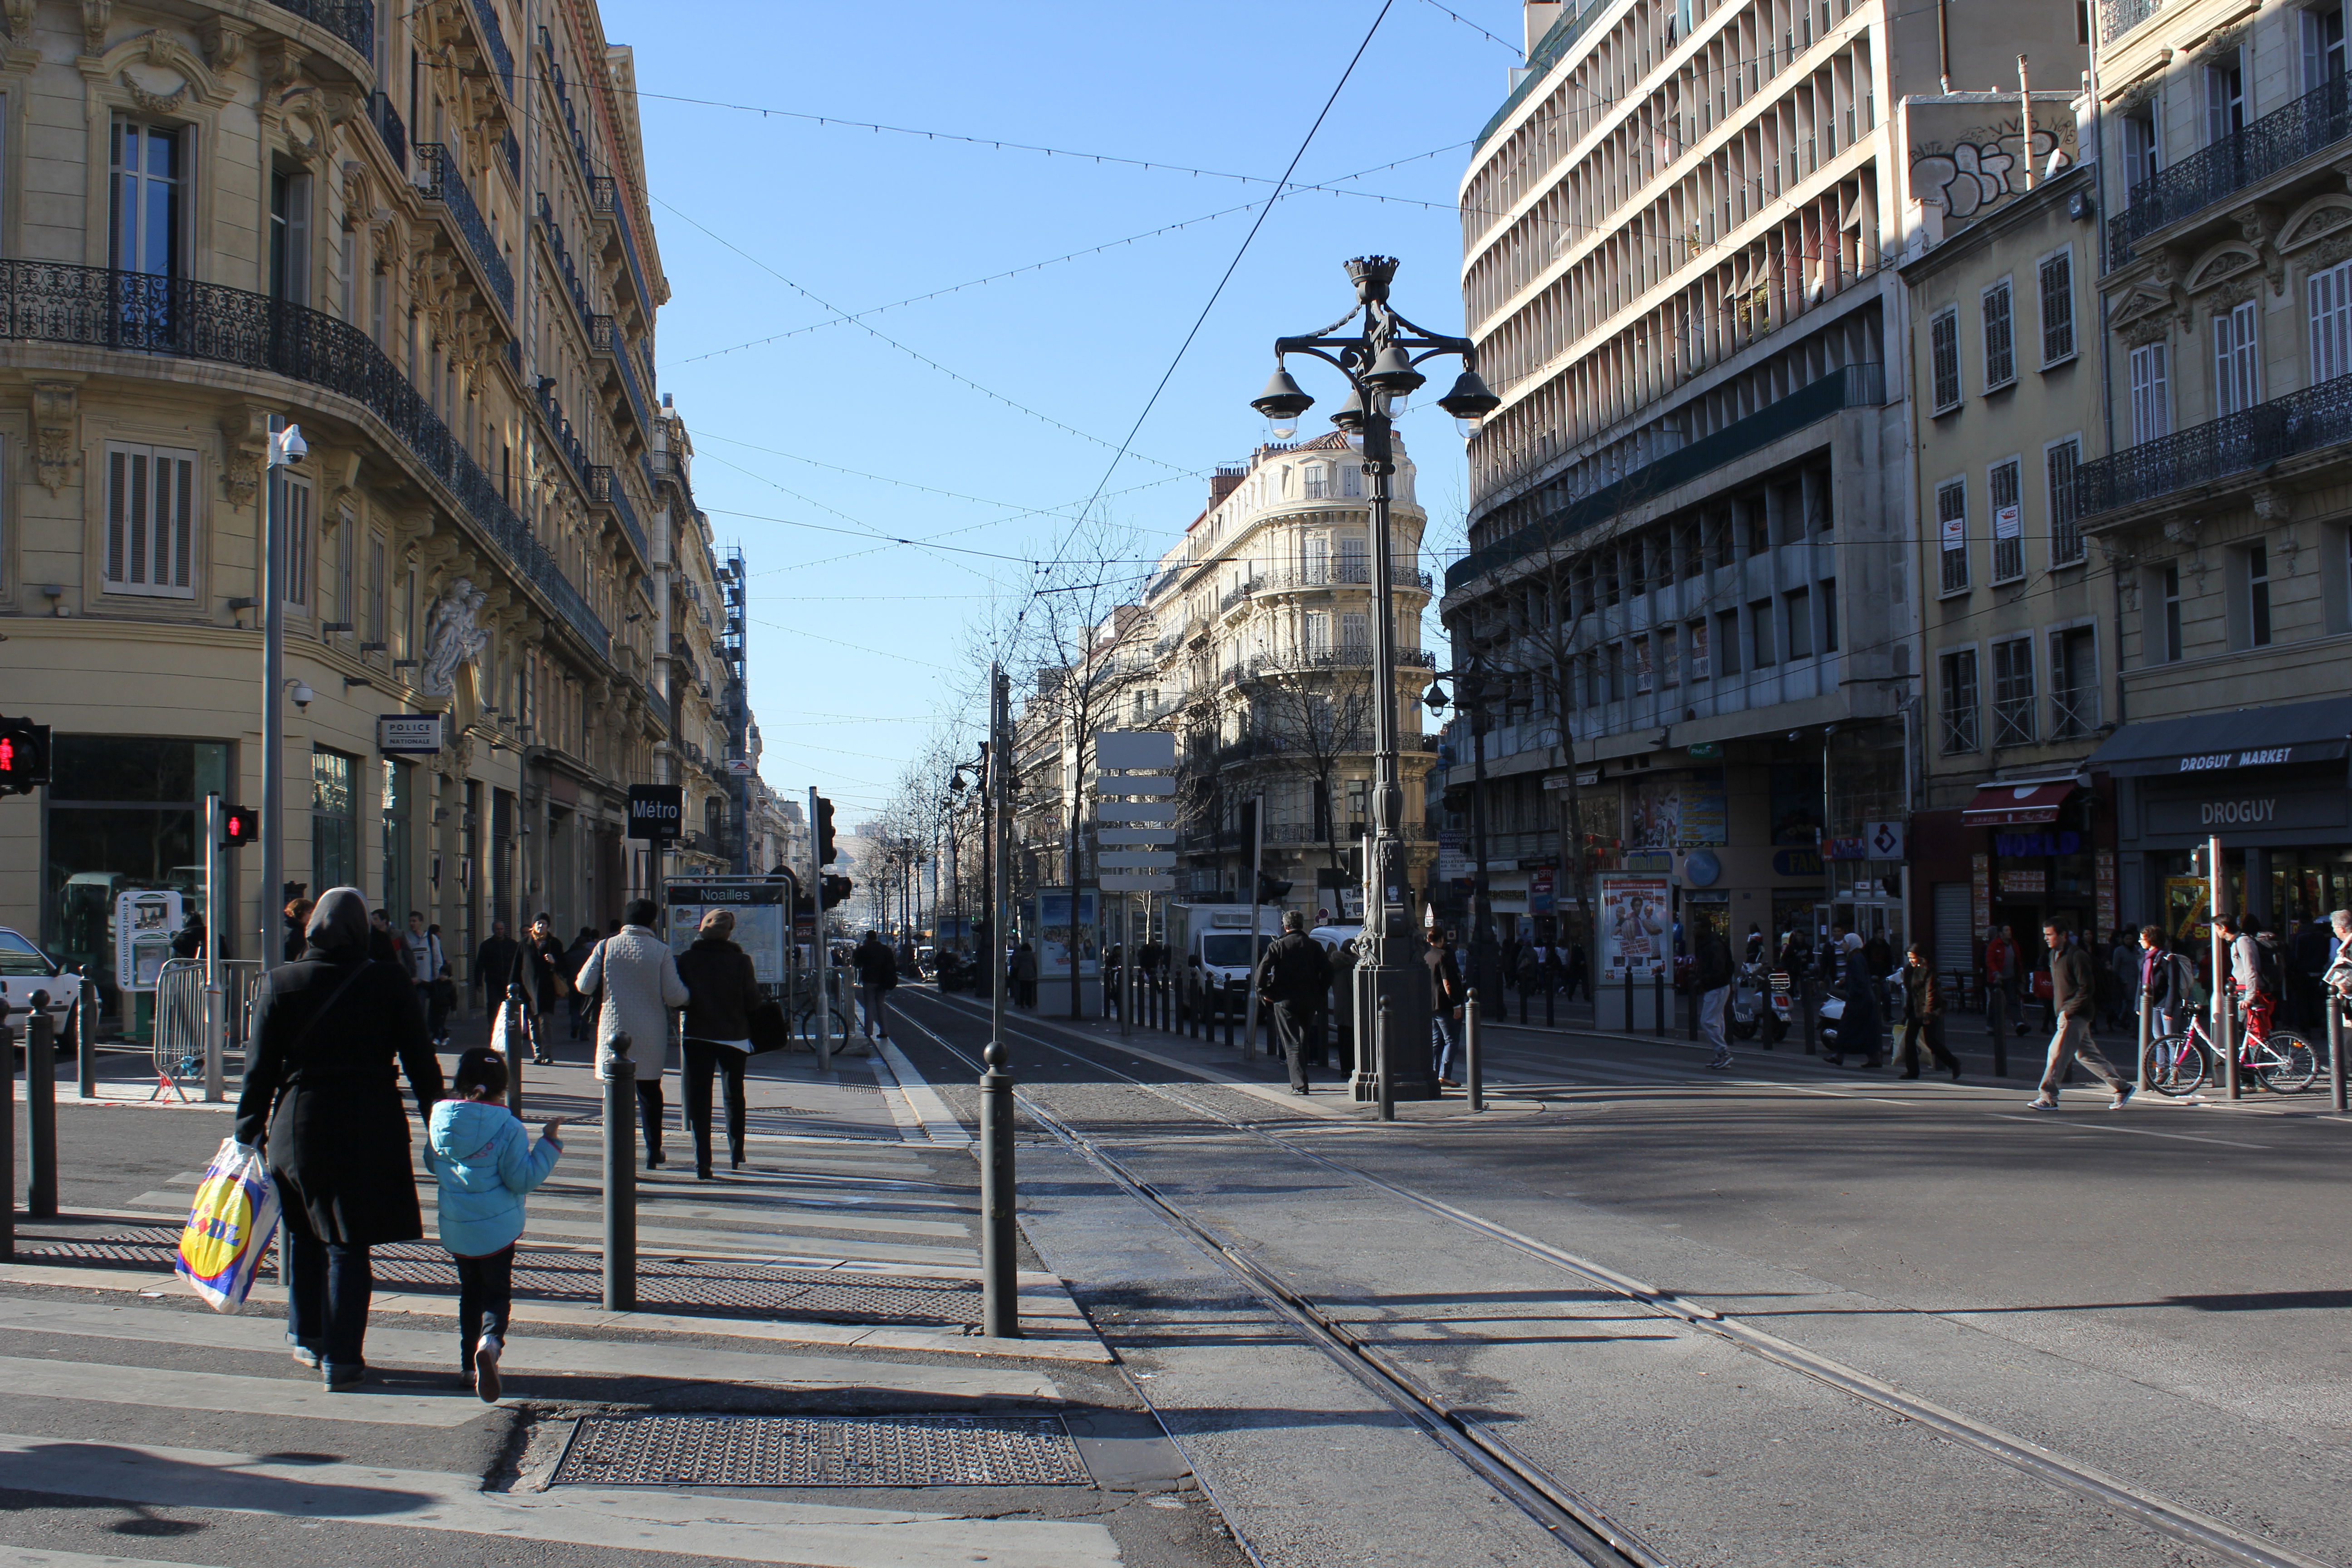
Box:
551;1412;1089;1488
26;1229;985;1326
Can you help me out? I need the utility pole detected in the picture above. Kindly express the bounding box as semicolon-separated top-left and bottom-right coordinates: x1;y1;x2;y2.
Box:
260;420;305;962
809;784;830;1071
980;662;1019;1337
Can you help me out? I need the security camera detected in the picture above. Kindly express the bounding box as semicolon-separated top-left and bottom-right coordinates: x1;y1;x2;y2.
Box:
291;681;314;710
272;424;308;466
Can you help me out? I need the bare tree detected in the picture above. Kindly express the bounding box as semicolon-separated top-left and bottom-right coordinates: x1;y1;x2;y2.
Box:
1240;649;1376;881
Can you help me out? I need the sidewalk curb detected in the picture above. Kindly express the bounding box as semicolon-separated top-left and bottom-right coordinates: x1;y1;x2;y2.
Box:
872;1037;976;1147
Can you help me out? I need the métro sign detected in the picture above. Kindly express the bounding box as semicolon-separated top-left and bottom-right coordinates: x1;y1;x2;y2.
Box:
627;784;683;841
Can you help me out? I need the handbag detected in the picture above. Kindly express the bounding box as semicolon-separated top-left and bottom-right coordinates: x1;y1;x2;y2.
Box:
747;996;790;1055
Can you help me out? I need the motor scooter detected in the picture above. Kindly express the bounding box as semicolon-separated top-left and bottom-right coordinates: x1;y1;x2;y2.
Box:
1728;962;1768;1038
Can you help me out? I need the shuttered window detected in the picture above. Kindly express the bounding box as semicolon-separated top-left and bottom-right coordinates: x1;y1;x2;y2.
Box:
2038;249;2075;365
283;475;312;607
104;442;197;598
2308;258;2352;383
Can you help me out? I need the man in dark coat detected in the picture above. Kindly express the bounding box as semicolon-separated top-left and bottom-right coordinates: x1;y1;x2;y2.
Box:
472;920;518;1015
235;887;443;1391
853;930;899;1044
511;914;569;1065
675;906;766;1175
1255;911;1334;1095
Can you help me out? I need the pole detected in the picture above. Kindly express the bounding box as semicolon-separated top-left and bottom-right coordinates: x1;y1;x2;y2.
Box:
1467;674;1499;1002
1245;794;1265;1057
2209;835;2234;1100
601;1033;636;1312
810;785;830;1072
260;419;287;968
2136;968;2152;1094
203;793;225;1102
1623;965;1633;1033
2330;990;2346;1112
75;967;97;1099
0;1002;14;1259
1654;967;1666;1037
26;994;57;1218
981;662;1019;1338
1465;986;1483;1112
1376;996;1395;1122
503;982;524;1117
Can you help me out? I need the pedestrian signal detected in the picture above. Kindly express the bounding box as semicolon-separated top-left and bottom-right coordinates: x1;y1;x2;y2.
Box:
220;806;258;849
0;716;52;797
1255;870;1292;905
820;874;853;909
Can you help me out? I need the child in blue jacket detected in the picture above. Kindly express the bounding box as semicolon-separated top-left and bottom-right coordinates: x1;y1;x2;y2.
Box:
425;1048;563;1401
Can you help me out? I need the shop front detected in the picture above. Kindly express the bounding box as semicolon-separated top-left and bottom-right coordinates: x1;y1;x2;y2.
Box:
2089;698;2352;935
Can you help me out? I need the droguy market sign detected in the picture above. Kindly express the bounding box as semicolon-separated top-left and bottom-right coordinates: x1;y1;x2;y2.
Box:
2177;748;2295;771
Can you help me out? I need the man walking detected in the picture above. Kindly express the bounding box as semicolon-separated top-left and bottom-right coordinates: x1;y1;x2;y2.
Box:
511;914;570;1066
404;911;449;1048
473;919;518;1019
1695;922;1735;1070
1426;928;1468;1088
853;929;899;1045
1256;911;1334;1095
2029;920;2132;1110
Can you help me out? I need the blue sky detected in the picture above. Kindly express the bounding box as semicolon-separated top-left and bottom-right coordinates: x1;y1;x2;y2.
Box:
606;0;1522;823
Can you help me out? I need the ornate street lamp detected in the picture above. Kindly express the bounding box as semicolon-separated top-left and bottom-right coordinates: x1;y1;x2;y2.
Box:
1247;256;1497;1102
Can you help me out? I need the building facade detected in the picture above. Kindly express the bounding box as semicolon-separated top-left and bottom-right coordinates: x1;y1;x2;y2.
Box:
2077;0;2352;937
1440;0;2086;961
0;0;727;1012
1902;161;2119;979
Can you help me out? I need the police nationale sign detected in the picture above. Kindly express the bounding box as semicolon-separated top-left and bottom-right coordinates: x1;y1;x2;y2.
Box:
378;714;444;754
627;784;683;841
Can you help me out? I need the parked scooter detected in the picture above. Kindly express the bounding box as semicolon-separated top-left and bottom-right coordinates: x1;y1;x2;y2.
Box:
1728;961;1769;1039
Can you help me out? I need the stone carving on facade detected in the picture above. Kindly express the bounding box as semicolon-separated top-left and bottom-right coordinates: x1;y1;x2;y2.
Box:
79;0;109;57
118;70;185;117
2278;192;2352;253
31;382;78;495
1;0;35;43
420;577;492;697
196;17;245;72
220;405;270;508
2184;245;2260;295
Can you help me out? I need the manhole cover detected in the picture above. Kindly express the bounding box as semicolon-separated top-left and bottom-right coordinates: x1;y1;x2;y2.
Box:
552;1412;1089;1488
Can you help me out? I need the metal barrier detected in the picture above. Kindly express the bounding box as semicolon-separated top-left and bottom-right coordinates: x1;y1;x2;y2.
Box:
152;959;264;1102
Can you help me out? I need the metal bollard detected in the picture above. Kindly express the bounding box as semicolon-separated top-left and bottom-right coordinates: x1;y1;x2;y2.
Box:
76;975;98;1099
1225;988;1236;1051
1654;970;1666;1038
2330;996;2347;1113
1801;976;1816;1055
1623;968;1634;1033
602;1032;637;1313
502;984;526;1117
2137;985;2152;1093
979;1040;1019;1339
0;1001;15;1259
2223;987;2242;1101
26;993;57;1219
1376;997;1395;1122
1518;980;1528;1026
1544;982;1554;1028
1465;988;1484;1113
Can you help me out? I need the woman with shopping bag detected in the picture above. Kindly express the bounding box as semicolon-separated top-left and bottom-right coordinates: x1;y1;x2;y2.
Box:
235;887;444;1391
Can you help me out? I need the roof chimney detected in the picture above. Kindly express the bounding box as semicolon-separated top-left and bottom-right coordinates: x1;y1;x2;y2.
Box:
1209;466;1246;509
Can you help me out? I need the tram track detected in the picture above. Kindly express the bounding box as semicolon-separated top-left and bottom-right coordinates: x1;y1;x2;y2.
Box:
898;988;2339;1568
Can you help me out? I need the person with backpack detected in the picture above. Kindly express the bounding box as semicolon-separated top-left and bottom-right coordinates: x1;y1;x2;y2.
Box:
2226;913;2283;1048
424;1048;563;1401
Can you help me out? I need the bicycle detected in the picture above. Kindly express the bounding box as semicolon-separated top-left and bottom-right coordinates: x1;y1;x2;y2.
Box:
2140;1012;2318;1096
787;970;853;1048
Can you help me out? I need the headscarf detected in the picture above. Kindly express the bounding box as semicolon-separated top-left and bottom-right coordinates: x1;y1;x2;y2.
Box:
304;886;370;959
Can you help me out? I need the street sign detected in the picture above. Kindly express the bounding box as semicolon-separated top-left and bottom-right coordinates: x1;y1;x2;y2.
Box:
377;713;443;754
114;888;182;992
1101;873;1176;892
664;877;789;985
627;784;683;841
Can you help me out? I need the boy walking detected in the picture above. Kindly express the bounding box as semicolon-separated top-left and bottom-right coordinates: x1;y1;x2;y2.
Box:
425;1049;564;1400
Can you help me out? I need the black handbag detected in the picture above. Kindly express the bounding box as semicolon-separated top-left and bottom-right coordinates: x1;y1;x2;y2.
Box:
747;997;790;1055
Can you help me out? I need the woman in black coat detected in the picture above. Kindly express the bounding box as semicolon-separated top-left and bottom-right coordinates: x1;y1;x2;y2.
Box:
672;907;765;1177
235;887;443;1390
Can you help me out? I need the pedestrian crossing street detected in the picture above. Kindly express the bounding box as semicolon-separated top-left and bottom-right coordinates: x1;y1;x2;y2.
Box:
0;1054;1140;1568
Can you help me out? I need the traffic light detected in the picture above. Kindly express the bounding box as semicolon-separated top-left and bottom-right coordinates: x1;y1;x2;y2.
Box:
1255;869;1292;905
820;873;853;909
0;716;52;798
814;795;838;865
220;805;258;849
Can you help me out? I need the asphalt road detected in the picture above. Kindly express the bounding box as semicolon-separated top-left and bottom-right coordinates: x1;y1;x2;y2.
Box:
886;986;2351;1568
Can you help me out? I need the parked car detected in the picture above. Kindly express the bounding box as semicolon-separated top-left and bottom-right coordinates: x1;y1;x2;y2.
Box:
1;926;83;1061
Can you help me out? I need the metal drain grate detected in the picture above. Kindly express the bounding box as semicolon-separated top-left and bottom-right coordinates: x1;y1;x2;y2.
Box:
552;1412;1089;1488
25;1229;984;1326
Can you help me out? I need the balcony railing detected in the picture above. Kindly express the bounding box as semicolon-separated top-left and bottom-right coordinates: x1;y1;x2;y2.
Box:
2110;72;2352;269
266;0;374;63
2051;686;2100;740
589;314;653;440
587;465;649;564
1254;563;1435;593
2076;368;2352;517
413;144;513;320
0;261;606;653
590;176;658;325
534;380;590;479
366;90;406;174
1240;647;1437;679
535;194;594;329
468;0;515;98
2096;0;2163;41
1993;696;2037;749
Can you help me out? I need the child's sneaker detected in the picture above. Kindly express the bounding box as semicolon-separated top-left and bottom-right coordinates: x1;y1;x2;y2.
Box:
474;1334;503;1403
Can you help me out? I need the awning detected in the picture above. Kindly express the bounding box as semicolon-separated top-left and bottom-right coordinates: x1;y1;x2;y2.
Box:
2083;696;2352;779
1962;781;2077;826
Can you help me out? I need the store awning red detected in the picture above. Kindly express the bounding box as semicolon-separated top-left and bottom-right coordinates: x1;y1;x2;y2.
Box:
1961;781;2076;826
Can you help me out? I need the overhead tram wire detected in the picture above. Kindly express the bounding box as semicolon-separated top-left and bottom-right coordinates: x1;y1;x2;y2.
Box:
1029;0;1401;600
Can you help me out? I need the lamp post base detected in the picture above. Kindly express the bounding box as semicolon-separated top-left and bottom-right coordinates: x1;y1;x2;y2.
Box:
1350;951;1439;1101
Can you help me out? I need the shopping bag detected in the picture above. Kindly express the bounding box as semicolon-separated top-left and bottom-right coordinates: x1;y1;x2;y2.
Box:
176;1137;282;1313
489;991;521;1059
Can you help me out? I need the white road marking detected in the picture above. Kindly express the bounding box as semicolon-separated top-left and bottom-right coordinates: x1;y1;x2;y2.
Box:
1986;1113;2271;1149
1;1547;223;1568
0;1353;486;1427
0;1434;1121;1568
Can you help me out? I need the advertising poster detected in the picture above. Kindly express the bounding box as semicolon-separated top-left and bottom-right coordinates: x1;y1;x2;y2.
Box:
664;878;789;985
1629;775;1727;851
1679;772;1727;848
1529;869;1555;915
1035;887;1100;976
2164;877;2211;946
1437;831;1470;881
1599;873;1671;979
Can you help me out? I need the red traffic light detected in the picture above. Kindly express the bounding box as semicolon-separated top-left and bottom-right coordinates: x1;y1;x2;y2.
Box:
220;805;258;849
0;716;52;797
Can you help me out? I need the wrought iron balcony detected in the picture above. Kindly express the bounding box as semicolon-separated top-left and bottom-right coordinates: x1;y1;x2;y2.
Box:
1217;578;1263;613
413;144;512;320
1252;563;1435;593
2109;72;2352;269
0;260;606;653
266;0;374;63
366;90;406;174
1238;647;1438;679
590;176;658;324
500;129;520;185
533;379;590;479
2076;368;2352;518
589;314;653;440
467;0;514;98
587;465;650;564
2096;0;2162;42
535;194;594;330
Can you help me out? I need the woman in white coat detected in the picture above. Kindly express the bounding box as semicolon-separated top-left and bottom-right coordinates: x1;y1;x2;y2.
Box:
577;897;689;1169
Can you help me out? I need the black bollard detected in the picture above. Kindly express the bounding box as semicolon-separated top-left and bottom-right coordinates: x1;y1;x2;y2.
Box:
25;992;56;1219
602;1033;636;1313
76;973;98;1099
0;1000;16;1260
2331;995;2347;1113
1654;969;1666;1038
2222;986;2241;1101
1518;980;1528;1026
1623;967;1634;1034
1465;988;1484;1113
1376;997;1395;1122
2137;983;2152;1093
1225;986;1236;1051
503;983;526;1117
979;1035;1019;1339
1801;976;1816;1055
